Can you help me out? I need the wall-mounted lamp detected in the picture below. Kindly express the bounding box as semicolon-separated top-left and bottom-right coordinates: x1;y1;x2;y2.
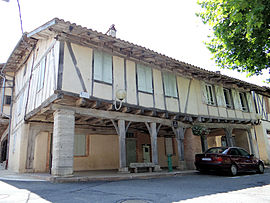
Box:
114;89;126;110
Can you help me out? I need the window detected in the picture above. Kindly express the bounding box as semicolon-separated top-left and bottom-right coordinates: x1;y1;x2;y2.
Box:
137;64;153;93
239;92;249;112
229;148;240;156
17;93;24;116
37;57;46;91
4;95;11;105
74;134;86;156
165;137;175;155
238;148;250;157
223;88;233;109
93;50;112;84
163;72;177;97
205;84;215;105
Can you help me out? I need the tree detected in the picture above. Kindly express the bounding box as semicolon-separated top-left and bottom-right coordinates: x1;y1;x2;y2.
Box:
197;0;270;78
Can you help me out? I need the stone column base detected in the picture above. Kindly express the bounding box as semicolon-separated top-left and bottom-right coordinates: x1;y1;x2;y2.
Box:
154;165;162;172
177;161;187;171
118;167;130;173
51;167;73;176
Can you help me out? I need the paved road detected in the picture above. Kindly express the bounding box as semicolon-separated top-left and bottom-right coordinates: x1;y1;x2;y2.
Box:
0;170;270;203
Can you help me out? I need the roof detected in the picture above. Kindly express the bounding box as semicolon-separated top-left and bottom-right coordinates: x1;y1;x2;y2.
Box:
3;18;269;95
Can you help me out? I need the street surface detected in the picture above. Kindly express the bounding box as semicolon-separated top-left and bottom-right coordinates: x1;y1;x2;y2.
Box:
0;170;270;203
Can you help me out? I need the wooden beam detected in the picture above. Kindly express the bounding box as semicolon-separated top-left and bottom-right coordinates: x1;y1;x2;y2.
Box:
51;104;188;127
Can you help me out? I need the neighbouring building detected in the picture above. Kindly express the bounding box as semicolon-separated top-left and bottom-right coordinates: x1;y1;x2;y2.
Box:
0;18;269;176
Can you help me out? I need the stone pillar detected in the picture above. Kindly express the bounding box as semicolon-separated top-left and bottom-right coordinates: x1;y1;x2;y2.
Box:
225;128;234;147
51;109;75;176
118;119;128;172
175;127;186;170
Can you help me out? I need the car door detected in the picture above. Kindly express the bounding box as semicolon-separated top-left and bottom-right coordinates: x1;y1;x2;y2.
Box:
228;148;243;169
237;148;255;171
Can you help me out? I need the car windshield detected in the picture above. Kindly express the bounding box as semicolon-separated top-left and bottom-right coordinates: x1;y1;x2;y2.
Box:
205;147;227;154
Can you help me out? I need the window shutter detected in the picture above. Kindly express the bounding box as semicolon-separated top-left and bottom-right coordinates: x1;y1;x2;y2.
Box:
145;66;152;93
215;85;225;107
163;72;170;96
246;92;253;112
93;51;103;81
232;89;241;110
201;81;207;104
102;53;112;83
137;64;146;91
163;72;177;97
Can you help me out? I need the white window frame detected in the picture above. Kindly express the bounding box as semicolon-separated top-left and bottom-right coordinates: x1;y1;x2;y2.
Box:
163;72;177;98
205;84;215;105
137;64;153;93
74;134;86;156
93;50;112;84
223;88;233;109
239;92;249;112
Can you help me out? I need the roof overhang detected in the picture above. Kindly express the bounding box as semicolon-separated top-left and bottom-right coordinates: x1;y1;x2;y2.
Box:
3;18;269;95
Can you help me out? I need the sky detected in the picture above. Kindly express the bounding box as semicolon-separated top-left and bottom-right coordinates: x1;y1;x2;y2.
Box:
0;0;268;87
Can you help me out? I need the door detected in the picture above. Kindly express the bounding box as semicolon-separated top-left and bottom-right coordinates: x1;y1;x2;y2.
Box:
142;144;151;163
126;138;136;166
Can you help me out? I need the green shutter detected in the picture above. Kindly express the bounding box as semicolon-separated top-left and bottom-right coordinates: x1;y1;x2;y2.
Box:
93;50;102;81
102;53;112;83
163;72;177;97
145;66;152;93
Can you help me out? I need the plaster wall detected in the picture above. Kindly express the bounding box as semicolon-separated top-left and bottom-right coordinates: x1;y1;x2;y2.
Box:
62;43;92;94
73;134;119;171
255;121;270;164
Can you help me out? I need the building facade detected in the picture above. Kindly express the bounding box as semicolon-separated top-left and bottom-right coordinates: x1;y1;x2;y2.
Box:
1;18;269;175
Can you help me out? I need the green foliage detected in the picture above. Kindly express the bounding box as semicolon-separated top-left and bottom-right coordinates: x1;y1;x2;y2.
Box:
197;0;270;78
192;125;210;136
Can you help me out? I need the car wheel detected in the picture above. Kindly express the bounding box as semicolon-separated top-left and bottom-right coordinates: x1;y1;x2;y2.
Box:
230;164;238;176
257;162;264;174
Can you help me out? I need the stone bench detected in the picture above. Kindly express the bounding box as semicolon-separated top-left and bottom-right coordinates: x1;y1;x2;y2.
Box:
129;163;160;173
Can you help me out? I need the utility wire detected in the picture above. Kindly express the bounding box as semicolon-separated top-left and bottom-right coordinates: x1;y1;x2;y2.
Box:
16;0;23;34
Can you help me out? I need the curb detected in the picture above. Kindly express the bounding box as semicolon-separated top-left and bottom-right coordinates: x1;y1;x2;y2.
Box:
49;171;198;183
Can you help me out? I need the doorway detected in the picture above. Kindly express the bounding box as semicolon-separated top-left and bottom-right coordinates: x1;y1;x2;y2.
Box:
126;138;136;166
142;144;151;163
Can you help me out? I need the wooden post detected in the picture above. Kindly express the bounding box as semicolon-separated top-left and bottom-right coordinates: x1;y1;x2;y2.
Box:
225;127;233;147
150;123;158;165
247;129;255;155
118;120;128;172
173;127;186;170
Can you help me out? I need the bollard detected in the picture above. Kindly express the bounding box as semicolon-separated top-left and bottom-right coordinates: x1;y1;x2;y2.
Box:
167;154;173;172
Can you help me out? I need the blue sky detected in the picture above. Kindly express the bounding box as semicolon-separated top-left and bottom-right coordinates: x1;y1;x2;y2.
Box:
0;0;268;86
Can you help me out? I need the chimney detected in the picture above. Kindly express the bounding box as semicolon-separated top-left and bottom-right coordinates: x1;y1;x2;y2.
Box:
106;24;117;37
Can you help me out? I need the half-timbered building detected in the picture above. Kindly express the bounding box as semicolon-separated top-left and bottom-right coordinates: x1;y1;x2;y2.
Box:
1;18;269;175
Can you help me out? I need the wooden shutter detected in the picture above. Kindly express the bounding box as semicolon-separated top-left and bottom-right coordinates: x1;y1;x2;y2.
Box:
215;85;225;107
102;53;112;83
232;89;241;110
144;65;152;93
93;50;102;81
201;81;207;104
163;72;177;97
246;92;253;113
137;64;146;92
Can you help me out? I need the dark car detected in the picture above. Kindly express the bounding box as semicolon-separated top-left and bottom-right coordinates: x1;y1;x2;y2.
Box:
194;147;264;176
